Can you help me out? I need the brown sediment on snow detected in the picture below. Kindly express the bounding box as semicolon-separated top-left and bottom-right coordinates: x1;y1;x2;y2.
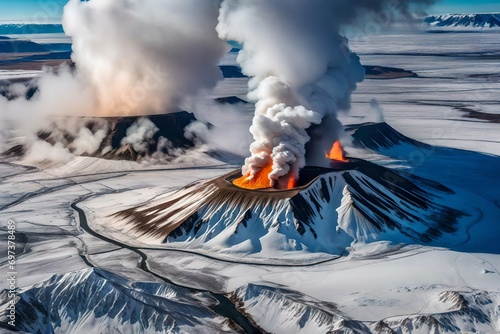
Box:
110;165;362;245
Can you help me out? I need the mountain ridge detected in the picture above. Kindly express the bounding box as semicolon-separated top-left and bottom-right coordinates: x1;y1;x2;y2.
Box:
425;13;500;28
0;23;64;35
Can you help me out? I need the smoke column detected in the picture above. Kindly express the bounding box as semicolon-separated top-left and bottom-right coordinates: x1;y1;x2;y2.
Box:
217;0;364;188
218;0;435;188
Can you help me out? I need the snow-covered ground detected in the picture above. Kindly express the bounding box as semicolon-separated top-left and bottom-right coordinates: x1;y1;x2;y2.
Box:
0;70;42;81
1;153;499;332
348;32;500;156
1;30;499;333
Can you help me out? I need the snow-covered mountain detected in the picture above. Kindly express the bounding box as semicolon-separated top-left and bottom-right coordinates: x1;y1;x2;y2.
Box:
107;122;499;263
0;268;235;333
0;24;64;35
231;283;371;333
109;126;493;262
425;13;500;29
110;162;474;260
5;268;498;333
232;284;500;334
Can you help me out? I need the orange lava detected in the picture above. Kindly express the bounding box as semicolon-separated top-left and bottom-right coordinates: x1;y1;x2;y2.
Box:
326;140;348;162
233;162;273;190
287;177;297;189
234;162;298;190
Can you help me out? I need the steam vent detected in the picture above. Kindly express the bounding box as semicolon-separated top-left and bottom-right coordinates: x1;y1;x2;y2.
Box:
112;158;475;260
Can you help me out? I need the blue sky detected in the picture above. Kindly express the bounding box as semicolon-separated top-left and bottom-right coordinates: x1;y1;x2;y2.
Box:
431;0;500;14
0;0;67;22
0;0;499;22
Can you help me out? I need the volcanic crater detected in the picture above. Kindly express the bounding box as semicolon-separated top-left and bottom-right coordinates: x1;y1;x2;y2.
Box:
111;152;473;259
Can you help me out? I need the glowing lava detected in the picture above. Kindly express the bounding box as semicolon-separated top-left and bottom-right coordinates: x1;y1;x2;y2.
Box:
233;162;297;190
326;140;348;162
233;162;274;190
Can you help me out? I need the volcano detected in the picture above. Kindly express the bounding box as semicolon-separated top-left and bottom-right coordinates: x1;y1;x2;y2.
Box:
111;153;474;261
2;111;212;163
98;112;198;159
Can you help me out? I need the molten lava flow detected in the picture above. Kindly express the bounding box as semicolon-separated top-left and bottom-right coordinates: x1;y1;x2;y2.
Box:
233;162;273;190
326;140;348;162
233;162;297;190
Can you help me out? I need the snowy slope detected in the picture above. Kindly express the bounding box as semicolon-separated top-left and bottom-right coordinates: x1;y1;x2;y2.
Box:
349;122;500;251
231;283;370;333
230;283;500;334
109;154;483;261
372;289;500;333
0;268;235;334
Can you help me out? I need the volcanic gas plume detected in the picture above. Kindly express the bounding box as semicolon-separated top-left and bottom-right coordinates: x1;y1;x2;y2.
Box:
0;0;230;162
0;0;436;165
63;0;229;116
218;0;435;190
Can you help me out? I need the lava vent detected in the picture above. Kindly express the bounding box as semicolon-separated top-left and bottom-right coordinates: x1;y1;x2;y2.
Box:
110;159;476;260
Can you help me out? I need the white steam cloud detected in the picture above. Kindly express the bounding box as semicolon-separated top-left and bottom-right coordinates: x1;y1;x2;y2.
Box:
217;0;435;188
0;0;229;165
62;0;229;116
217;0;365;188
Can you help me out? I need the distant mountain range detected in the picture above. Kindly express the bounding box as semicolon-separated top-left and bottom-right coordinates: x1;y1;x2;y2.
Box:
425;13;500;28
0;23;63;35
1;15;499;36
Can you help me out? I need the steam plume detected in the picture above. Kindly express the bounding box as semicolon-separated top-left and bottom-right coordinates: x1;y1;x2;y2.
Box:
1;0;229;163
63;0;229;116
218;0;435;188
217;0;364;188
